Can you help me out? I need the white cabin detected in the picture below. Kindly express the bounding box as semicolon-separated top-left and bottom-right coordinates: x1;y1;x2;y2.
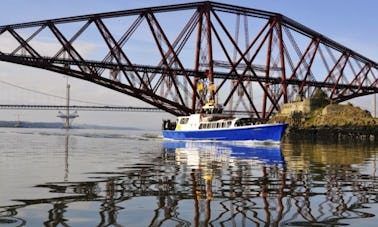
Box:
175;114;258;131
175;114;201;131
166;101;261;131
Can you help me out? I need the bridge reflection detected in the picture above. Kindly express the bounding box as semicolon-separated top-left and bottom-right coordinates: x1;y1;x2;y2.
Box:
0;140;377;226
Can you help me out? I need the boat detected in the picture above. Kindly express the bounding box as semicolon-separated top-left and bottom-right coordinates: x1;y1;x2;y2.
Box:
162;101;287;143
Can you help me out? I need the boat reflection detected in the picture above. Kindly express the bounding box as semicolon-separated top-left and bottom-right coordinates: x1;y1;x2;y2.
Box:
161;141;287;226
163;140;285;166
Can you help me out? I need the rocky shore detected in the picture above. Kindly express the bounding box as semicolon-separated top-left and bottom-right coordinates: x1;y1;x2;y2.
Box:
288;125;378;141
269;89;378;141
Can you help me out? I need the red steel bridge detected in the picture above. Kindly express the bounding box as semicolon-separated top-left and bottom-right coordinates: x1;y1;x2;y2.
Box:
0;1;377;119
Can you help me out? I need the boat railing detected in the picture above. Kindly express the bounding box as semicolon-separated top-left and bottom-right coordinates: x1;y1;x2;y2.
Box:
200;102;224;114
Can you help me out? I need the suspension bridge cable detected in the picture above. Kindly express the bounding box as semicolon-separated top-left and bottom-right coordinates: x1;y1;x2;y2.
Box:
0;78;119;106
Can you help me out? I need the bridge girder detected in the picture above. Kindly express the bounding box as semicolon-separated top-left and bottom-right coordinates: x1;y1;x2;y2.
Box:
0;1;377;118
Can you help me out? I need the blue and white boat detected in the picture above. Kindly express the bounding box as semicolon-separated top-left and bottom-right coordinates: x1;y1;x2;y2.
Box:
162;102;287;143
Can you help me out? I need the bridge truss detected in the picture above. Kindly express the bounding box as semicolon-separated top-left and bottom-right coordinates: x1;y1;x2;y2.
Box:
0;1;377;118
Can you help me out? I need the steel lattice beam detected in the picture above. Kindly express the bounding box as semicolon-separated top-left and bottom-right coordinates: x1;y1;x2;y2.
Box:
0;1;377;118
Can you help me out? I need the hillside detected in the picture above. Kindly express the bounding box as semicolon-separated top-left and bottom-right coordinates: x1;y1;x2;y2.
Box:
309;103;376;127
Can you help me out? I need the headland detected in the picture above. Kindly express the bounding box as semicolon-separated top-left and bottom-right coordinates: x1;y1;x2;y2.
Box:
269;89;378;141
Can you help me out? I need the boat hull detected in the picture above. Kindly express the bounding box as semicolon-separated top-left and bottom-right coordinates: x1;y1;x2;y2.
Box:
162;123;287;142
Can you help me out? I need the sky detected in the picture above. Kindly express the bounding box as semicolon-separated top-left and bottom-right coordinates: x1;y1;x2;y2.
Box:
0;0;377;129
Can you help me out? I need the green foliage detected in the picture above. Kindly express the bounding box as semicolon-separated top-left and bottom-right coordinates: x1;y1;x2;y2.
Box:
290;111;303;128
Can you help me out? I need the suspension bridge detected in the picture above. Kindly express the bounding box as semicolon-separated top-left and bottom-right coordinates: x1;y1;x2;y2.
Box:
0;1;377;119
0;77;252;115
0;76;163;112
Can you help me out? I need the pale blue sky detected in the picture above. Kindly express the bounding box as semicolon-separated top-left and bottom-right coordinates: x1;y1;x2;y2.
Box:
0;1;376;129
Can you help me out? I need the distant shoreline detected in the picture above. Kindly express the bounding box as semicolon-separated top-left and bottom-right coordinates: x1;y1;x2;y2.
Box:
0;120;141;131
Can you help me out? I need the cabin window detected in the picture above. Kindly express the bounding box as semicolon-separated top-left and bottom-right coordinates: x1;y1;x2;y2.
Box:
235;118;254;127
227;121;232;127
180;117;189;124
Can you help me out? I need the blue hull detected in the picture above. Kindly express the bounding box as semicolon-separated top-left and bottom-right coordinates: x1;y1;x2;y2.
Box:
162;123;287;142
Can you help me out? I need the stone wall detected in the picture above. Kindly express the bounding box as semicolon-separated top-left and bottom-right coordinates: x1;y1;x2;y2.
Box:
280;98;328;116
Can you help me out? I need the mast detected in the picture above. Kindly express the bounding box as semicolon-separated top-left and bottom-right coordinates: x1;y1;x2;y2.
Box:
57;77;78;128
65;77;70;128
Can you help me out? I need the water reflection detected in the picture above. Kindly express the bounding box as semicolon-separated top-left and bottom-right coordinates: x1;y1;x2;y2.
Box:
281;141;378;225
1;137;378;226
162;141;286;226
165;141;285;166
64;132;69;182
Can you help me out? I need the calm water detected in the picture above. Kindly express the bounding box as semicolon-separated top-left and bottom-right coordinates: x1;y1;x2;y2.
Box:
0;128;378;226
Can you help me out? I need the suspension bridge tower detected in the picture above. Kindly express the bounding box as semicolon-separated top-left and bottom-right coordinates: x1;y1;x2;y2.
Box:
57;78;78;128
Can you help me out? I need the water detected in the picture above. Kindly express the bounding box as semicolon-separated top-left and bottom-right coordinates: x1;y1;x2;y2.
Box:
0;128;378;226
